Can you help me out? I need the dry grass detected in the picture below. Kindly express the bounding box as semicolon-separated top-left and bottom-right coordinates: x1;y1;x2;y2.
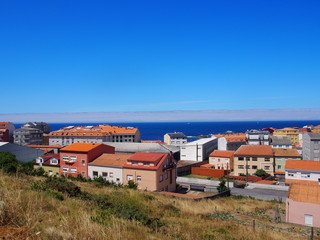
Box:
0;172;318;240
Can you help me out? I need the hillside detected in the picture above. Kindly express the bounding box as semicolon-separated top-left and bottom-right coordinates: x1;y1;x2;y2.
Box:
0;172;317;240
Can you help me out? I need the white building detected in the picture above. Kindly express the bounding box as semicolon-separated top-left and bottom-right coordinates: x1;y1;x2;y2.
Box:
180;137;218;162
164;132;187;146
285;160;320;185
246;130;271;145
88;153;132;184
271;136;292;148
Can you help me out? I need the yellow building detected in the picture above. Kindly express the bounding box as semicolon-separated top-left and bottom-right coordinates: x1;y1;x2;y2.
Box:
312;125;320;133
273;128;300;144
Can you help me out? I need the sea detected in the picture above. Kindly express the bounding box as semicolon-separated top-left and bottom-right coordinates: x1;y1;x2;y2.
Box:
15;120;320;141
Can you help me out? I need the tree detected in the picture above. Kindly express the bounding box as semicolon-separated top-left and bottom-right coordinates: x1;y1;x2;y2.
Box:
255;169;268;177
217;179;229;193
0;152;19;173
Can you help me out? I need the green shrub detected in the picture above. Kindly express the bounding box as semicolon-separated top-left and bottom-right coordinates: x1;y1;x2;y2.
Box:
255;169;268;177
0;152;19;173
127;180;138;189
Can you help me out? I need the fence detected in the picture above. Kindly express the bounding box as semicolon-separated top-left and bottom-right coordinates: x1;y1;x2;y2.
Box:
191;167;227;178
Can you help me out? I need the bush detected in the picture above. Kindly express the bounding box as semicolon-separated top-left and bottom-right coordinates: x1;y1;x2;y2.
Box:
217;179;229;193
255;169;268;177
127;180;138;189
0;152;19;173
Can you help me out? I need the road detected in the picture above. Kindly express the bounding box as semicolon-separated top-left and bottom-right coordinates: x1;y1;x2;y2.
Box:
231;188;287;202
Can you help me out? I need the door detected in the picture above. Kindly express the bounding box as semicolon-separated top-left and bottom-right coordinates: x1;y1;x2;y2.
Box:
304;214;313;226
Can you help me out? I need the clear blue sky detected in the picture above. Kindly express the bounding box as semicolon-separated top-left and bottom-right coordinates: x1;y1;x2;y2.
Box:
0;0;319;114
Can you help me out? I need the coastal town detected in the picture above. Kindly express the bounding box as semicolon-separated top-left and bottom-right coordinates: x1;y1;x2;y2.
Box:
0;121;320;230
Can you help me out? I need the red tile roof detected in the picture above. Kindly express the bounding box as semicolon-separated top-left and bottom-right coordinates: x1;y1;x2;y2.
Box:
210;150;234;158
60;143;103;152
285;160;320;171
288;184;320;204
89;153;133;167
234;145;273;156
273;148;301;157
127;152;166;163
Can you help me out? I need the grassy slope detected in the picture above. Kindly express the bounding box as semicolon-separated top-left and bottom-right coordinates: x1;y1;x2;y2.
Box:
0;172;317;240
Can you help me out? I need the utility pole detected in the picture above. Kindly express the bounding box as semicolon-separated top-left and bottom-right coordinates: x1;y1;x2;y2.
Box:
246;157;249;186
227;162;230;189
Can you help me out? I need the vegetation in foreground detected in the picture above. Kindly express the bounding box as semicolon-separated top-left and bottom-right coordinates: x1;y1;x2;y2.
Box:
0;172;319;240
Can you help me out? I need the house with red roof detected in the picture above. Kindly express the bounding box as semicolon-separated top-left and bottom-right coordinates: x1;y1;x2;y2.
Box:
34;153;60;176
123;152;176;192
60;143;115;177
286;184;320;227
285;160;320;185
209;150;234;170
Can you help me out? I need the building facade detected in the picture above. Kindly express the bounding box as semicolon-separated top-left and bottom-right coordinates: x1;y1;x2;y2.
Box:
164;132;187;146
273;148;301;174
180;137;218;162
233;145;274;176
13;127;43;146
209;150;234;170
0;129;9;142
34;153;60;176
23;122;50;134
270;136;292;149
123;152;176;192
302;133;320;161
246;130;271;145
273;128;300;145
216;134;246;151
285;160;320;185
0;122;15;142
59;143;115;178
88;153;133;183
286;184;320;227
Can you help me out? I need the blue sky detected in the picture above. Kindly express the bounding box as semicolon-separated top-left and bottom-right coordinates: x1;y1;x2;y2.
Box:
0;0;319;119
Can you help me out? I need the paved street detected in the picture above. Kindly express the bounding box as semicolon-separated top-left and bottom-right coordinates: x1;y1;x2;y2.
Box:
231;188;287;202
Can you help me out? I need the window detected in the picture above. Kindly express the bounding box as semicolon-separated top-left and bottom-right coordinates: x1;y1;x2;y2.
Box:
137;176;142;182
238;165;244;169
50;159;58;165
264;166;270;170
160;175;163;182
62;155;69;161
109;172;113;178
252;157;257;161
62;167;68;173
238;157;244;161
82;160;86;166
70;168;77;173
246;157;250;161
102;172;108;177
288;173;294;177
301;174;310;178
93;171;98;177
116;178;120;182
252;165;257;170
132;161;138;166
144;162;150;166
127;175;133;181
277;165;281;170
265;157;270;162
70;156;77;162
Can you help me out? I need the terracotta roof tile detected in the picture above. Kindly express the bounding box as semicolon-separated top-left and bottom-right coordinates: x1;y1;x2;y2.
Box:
127;152;166;162
234;145;273;156
60;143;103;152
285;160;320;171
210;150;234;158
288;184;320;204
273;148;301;157
89;153;133;167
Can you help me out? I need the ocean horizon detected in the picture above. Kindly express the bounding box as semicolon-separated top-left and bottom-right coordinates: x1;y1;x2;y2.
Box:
15;120;320;141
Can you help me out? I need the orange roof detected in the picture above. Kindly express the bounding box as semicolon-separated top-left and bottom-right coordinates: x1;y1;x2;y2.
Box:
210;150;234;158
234;145;273;156
49;128;110;137
273;148;301;157
200;164;214;168
89;153;133;167
127;152;166;162
142;140;165;144
60;143;103;152
288;184;320;204
215;133;246;142
0;122;12;129
285;160;320;171
28;145;62;148
99;125;138;134
274;128;298;132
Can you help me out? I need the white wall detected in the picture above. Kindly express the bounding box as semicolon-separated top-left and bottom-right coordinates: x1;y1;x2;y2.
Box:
88;165;123;184
285;171;320;183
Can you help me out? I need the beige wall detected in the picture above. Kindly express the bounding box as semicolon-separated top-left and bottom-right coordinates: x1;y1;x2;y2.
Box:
209;156;233;170
233;155;274;176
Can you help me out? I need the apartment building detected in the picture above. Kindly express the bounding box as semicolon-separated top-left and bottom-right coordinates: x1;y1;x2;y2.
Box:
23;122;50;134
216;134;246;151
88;153;132;183
246;130;271;145
270;136;292;149
60;143;115;177
302;133;320;161
49;125;140;146
233;145;274;176
123;152;176;192
273;128;300;145
164;132;187;146
285;160;320;185
13;127;43;146
209;150;234;170
273;148;301;174
0;122;15;142
180;137;218;162
0;129;9;142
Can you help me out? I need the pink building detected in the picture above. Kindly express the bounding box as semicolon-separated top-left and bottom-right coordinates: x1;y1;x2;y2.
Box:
286;184;320;227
